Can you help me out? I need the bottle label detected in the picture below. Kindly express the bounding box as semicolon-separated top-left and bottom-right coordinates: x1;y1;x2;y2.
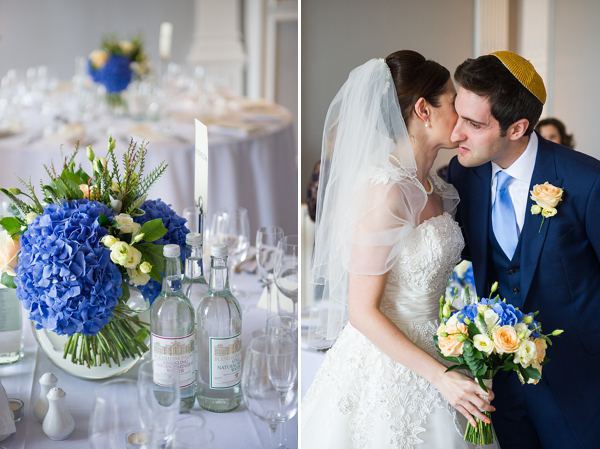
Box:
152;332;195;388
209;334;242;389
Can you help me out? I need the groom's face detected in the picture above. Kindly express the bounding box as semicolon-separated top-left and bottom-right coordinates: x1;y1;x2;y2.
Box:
450;86;508;167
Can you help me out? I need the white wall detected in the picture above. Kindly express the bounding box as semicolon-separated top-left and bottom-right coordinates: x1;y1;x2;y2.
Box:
551;0;600;159
0;0;196;80
301;0;474;199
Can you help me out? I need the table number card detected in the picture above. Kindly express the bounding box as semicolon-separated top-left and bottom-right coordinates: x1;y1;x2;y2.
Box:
195;119;209;234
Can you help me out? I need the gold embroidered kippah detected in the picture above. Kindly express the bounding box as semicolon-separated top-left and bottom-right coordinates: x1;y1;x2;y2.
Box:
490;51;546;104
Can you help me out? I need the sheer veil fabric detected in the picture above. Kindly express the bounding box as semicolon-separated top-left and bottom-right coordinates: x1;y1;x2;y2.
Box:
312;58;459;343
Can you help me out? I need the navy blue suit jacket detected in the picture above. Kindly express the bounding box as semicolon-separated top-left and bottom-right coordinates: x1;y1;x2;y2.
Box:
448;134;600;447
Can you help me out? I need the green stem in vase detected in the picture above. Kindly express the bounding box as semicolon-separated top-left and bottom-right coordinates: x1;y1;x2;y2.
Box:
61;302;149;367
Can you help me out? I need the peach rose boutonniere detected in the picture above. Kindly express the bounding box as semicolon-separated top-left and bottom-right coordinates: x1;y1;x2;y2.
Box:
530;182;564;232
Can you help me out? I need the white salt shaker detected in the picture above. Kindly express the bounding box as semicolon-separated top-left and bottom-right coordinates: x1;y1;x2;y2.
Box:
42;387;74;441
33;372;57;422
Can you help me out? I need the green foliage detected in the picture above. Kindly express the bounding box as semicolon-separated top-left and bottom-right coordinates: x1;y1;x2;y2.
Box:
1;272;16;289
139;218;167;243
136;243;165;282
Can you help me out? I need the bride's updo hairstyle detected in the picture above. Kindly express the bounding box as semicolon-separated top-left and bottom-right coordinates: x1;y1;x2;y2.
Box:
385;50;450;124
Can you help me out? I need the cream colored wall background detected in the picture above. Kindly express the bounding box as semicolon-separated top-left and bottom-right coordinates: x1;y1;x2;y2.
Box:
301;0;600;200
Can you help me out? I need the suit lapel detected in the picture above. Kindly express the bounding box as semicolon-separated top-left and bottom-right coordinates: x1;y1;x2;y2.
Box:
470;163;492;297
519;138;561;304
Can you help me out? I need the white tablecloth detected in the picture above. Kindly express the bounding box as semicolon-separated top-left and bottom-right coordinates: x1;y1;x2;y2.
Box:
0;106;297;237
0;273;298;449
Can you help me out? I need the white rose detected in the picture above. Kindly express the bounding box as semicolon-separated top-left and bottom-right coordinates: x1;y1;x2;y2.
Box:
139;261;152;274
101;235;119;248
483;309;500;333
0;229;19;276
127;267;150;286
123;246;142;269
114;214;141;235
514;340;537;368
473;334;494;355
514;322;532;340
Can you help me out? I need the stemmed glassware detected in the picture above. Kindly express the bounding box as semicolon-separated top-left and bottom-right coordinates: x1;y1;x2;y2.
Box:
89;379;149;449
208;208;250;296
242;334;297;449
137;360;181;449
256;226;285;315
274;235;298;316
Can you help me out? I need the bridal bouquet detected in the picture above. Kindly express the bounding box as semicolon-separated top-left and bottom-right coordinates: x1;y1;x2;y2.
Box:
434;282;563;445
0;137;188;368
88;36;149;105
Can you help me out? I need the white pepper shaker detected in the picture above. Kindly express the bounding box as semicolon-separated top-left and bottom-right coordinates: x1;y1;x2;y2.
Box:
42;387;74;441
33;372;57;422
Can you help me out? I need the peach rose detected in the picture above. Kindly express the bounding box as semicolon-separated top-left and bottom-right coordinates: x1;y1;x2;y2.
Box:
530;182;563;209
534;338;547;364
438;334;465;357
0;229;19;276
492;325;520;354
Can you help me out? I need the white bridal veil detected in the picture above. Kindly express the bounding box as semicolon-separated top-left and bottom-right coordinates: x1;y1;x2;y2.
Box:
310;58;458;347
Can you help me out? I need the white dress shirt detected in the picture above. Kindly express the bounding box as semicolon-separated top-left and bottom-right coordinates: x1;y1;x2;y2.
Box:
491;132;538;233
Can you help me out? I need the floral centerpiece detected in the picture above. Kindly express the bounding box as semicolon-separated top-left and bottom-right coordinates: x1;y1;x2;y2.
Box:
0;137;188;371
88;36;149;107
434;282;563;445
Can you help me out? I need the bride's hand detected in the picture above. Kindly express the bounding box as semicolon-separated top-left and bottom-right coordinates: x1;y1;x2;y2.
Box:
432;370;495;427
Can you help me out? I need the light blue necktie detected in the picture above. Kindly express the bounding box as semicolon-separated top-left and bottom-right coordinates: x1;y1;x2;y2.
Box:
492;171;519;259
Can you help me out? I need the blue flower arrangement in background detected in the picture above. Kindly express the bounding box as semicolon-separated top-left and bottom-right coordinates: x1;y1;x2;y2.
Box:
134;198;189;303
88;36;148;105
0;137;181;369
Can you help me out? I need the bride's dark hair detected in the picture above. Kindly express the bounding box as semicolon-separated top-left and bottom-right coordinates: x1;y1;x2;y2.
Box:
385;50;450;123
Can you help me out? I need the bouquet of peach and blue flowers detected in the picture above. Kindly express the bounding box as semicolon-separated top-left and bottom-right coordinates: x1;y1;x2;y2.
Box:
434;282;563;445
0;137;188;368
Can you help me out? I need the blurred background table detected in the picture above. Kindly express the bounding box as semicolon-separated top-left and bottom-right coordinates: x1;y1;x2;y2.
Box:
0;71;297;236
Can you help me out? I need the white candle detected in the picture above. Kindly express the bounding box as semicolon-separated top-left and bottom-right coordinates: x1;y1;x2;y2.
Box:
159;22;173;59
195;119;209;232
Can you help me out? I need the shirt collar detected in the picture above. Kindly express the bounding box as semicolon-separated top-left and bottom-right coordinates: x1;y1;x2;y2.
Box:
491;132;538;183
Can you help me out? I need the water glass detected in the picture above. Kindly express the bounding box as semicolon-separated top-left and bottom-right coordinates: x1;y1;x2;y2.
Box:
256;226;284;315
242;335;297;449
274;235;298;315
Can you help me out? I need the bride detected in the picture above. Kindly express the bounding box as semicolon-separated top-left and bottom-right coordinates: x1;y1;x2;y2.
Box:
302;51;499;449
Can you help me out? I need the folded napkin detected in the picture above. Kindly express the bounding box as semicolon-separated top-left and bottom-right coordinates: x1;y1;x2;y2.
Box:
256;285;295;314
0;380;16;440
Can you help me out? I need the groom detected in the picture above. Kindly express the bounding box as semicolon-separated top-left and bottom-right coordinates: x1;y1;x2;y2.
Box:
447;51;600;449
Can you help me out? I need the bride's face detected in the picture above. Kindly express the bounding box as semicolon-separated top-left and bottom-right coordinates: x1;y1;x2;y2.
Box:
429;80;459;150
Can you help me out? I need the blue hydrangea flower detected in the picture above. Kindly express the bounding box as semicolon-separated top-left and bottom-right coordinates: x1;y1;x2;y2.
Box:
458;304;478;323
491;301;524;326
100;55;132;93
16;200;122;336
134;199;189;303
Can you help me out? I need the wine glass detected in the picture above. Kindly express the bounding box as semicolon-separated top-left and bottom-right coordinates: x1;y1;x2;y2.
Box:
137;360;181;449
256;226;284;316
267;313;298;342
242;335;297;449
274;235;298;315
89;379;146;449
209;208;250;296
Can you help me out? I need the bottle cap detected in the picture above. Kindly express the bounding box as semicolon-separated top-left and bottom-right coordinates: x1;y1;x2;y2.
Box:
163;244;180;258
210;243;228;258
185;232;203;246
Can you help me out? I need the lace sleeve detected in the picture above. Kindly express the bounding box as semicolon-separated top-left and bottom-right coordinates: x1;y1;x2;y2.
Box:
348;174;426;275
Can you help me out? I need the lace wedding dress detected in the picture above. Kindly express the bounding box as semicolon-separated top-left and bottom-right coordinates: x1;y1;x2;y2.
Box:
302;173;497;449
